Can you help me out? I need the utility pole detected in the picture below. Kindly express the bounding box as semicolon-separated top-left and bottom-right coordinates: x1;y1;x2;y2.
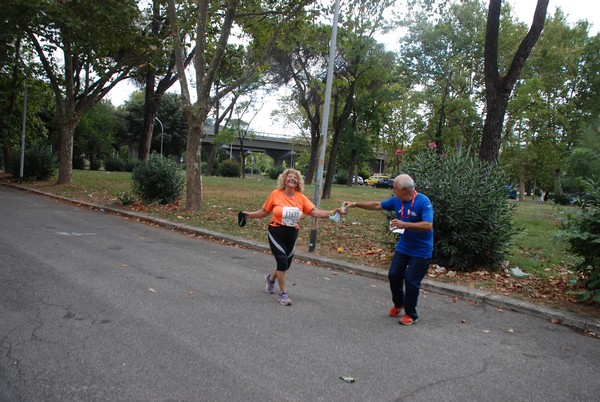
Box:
308;0;341;252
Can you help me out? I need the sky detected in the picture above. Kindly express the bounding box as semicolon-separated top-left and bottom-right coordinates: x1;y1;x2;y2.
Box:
106;0;600;135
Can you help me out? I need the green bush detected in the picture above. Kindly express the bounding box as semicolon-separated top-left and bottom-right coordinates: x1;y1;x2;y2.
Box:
558;179;600;303
132;154;184;205
267;166;284;180
73;155;86;170
335;169;348;185
218;160;240;177
9;146;57;181
90;159;102;171
123;158;138;172
402;151;518;272
552;193;573;206
104;156;125;172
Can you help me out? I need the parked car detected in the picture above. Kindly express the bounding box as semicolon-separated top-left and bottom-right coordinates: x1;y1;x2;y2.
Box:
374;178;394;189
365;174;390;186
353;176;364;185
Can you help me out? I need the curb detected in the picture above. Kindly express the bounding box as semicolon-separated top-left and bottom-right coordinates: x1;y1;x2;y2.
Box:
3;181;599;334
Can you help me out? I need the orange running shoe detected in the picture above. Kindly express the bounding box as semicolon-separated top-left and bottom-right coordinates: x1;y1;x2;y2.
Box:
399;314;418;325
389;306;403;317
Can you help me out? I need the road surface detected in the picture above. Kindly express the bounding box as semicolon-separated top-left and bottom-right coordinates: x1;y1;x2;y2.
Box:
1;186;598;401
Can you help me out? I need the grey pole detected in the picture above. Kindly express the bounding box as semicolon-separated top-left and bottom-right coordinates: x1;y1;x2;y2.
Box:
19;66;28;184
155;117;164;156
308;0;341;252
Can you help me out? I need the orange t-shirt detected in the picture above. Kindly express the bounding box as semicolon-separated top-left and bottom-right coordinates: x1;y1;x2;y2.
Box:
263;189;316;228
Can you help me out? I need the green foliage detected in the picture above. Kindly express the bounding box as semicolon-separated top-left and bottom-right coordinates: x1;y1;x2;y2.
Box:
73;155;86;170
267;166;284;180
117;191;135;205
104;156;137;172
123;158;138;173
218;160;240;177
552;193;573;206
335;169;348;185
132;154;184;205
403;150;518;272
89;159;102;171
558;179;600;303
9;146;57;181
243;166;261;174
104;156;125;172
75;100;118;165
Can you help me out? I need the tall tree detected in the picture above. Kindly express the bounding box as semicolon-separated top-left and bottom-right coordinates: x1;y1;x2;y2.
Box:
22;0;144;184
268;22;330;184
167;0;314;211
321;0;396;199
399;0;486;155
137;0;195;161
479;0;549;162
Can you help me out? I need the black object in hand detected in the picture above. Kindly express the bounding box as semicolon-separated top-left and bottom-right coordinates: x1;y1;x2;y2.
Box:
237;211;247;227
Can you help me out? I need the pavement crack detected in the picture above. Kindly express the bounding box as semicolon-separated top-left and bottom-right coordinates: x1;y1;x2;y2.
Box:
1;328;26;388
394;358;491;402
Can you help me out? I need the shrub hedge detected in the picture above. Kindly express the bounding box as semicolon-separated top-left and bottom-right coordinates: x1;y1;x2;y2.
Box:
402;151;518;272
132;154;184;205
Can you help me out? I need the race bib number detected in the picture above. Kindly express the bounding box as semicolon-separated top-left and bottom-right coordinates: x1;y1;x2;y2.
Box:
282;207;302;227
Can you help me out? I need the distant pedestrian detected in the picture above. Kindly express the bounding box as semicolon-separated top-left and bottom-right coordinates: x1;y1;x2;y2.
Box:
345;174;433;325
240;168;342;306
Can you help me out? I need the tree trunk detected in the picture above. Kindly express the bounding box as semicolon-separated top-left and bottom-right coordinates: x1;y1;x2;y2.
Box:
434;76;451;154
479;0;549;163
139;73;159;160
304;121;320;185
519;160;526;202
480;92;510;162
57;117;78;184
185;115;204;211
323;80;356;199
239;137;245;178
205;145;218;176
347;148;357;187
554;168;562;195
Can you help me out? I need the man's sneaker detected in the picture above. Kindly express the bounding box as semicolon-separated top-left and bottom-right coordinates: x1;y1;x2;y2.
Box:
278;291;292;306
265;274;275;294
399;314;418;325
389;306;403;317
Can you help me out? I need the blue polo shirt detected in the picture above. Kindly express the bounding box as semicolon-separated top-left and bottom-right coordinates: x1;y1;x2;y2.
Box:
381;193;434;259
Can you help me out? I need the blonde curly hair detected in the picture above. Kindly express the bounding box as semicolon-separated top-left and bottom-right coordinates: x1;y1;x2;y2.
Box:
276;168;305;192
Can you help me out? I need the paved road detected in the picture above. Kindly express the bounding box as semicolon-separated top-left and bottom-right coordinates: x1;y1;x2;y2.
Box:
1;186;599;401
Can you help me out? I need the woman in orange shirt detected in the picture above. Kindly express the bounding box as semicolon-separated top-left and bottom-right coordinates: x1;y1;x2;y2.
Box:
241;168;341;306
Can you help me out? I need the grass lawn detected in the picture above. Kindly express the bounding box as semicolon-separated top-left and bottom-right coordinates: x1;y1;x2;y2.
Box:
12;169;598;319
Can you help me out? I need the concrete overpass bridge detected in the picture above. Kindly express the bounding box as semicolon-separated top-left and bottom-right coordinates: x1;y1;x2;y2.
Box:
202;126;309;167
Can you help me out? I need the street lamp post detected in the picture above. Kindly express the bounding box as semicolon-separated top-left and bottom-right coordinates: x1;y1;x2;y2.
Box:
308;0;341;252
155;117;164;156
19;65;28;184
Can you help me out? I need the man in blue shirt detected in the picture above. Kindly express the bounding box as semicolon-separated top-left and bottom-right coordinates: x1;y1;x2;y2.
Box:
345;174;434;325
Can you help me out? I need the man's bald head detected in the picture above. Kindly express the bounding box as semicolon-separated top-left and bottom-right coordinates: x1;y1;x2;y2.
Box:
394;174;415;191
